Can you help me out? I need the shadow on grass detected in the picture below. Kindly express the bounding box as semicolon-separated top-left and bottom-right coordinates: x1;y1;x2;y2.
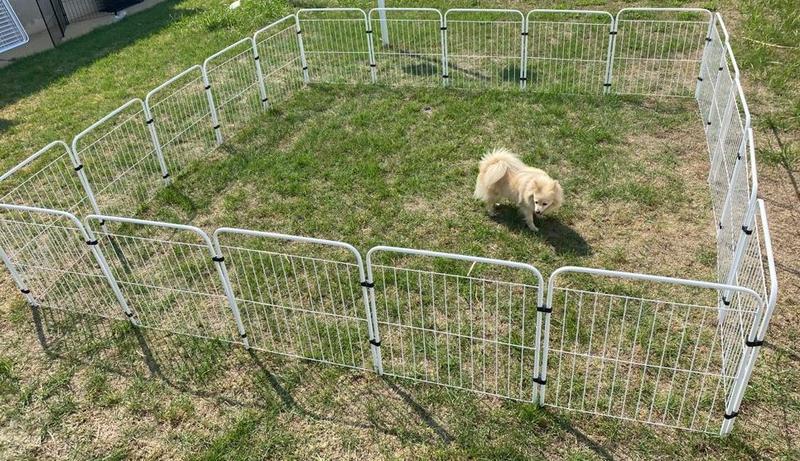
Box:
0;0;198;110
491;204;591;256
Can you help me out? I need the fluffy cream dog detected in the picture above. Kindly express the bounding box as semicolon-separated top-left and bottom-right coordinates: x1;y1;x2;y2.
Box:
474;148;563;231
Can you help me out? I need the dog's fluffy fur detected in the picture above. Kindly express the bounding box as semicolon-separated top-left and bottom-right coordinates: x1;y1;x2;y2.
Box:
474;148;563;231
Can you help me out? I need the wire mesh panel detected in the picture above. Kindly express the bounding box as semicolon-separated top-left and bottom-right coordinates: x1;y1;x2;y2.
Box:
297;8;372;84
254;15;304;106
85;215;244;344
368;8;444;87
0;205;126;320
203;38;263;137
543;268;764;433
443;9;525;89
72;99;163;217
367;246;544;401
0;141;94;216
612;8;713;97
526;10;613;94
214;229;376;370
145;65;216;177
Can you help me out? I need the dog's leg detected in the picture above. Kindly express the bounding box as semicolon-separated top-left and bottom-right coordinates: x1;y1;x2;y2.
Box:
484;191;498;217
525;215;539;231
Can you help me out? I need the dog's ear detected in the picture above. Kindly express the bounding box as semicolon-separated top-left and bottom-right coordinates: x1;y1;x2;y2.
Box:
550;180;564;212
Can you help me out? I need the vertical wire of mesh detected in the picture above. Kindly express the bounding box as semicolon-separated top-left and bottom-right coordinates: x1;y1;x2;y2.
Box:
0;207;124;320
215;230;373;370
443;10;524;90
72;100;162;217
545;274;761;433
204;39;263;137
613;10;711;97
254;16;304;107
526;11;613;95
86;218;242;344
146;66;216;177
298;10;372;85
368;250;542;402
369;9;443;88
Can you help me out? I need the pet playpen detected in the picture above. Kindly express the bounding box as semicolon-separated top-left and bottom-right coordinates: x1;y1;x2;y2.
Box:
0;7;777;435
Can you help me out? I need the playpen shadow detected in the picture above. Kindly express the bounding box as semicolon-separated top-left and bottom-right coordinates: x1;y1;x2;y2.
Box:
491;205;591;256
30;308;755;459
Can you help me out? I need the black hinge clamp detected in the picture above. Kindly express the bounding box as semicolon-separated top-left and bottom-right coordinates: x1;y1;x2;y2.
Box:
369;339;381;347
609;31;618;35
146;118;154;125
212;255;224;262
537;305;552;314
74;164;84;171
745;338;764;347
162;173;170;179
742;226;753;235
697;76;704;82
361;281;375;288
204;84;211;90
533;376;547;385
213;124;221;130
86;239;98;246
20;288;30;294
724;411;738;420
125;311;134;318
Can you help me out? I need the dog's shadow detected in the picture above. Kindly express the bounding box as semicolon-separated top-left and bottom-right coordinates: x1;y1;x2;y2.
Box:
491;205;592;256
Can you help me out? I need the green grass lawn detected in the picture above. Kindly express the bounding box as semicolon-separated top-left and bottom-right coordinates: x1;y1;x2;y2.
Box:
1;0;798;460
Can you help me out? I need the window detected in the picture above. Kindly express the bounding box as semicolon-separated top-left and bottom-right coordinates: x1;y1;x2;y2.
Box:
0;0;29;54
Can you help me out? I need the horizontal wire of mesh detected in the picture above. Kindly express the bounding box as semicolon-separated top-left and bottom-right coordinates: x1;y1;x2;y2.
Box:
148;69;216;176
0;209;125;320
300;15;372;84
445;16;524;89
255;19;304;106
74;105;162;217
206;42;263;136
370;14;443;87
371;262;540;401
218;242;372;370
545;285;758;433
0;144;90;216
91;223;241;344
526;16;612;94
613;18;709;97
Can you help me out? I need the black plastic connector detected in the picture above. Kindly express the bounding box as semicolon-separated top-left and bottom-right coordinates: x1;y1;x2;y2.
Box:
533;376;547;385
74;164;84;171
86;239;98;246
20;288;30;294
360;281;375;288
146;118;154;125
213;124;221;130
537;305;552;314
742;226;753;235
369;339;381;347
745;338;764;347
162;173;170;179
724;411;738;420
212;255;224;262
204;84;211;90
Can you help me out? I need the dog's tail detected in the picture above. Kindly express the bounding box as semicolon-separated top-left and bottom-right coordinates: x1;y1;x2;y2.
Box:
474;148;520;200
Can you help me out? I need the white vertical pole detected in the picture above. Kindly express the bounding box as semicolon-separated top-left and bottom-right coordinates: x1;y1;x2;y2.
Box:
251;38;270;109
519;16;528;90
363;252;384;375
295;15;310;84
441;14;449;87
210;239;250;349
0;246;38;308
142;101;171;184
695;15;716;100
365;15;378;83
603;17;618;94
377;0;389;46
82;226;138;325
200;68;224;145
